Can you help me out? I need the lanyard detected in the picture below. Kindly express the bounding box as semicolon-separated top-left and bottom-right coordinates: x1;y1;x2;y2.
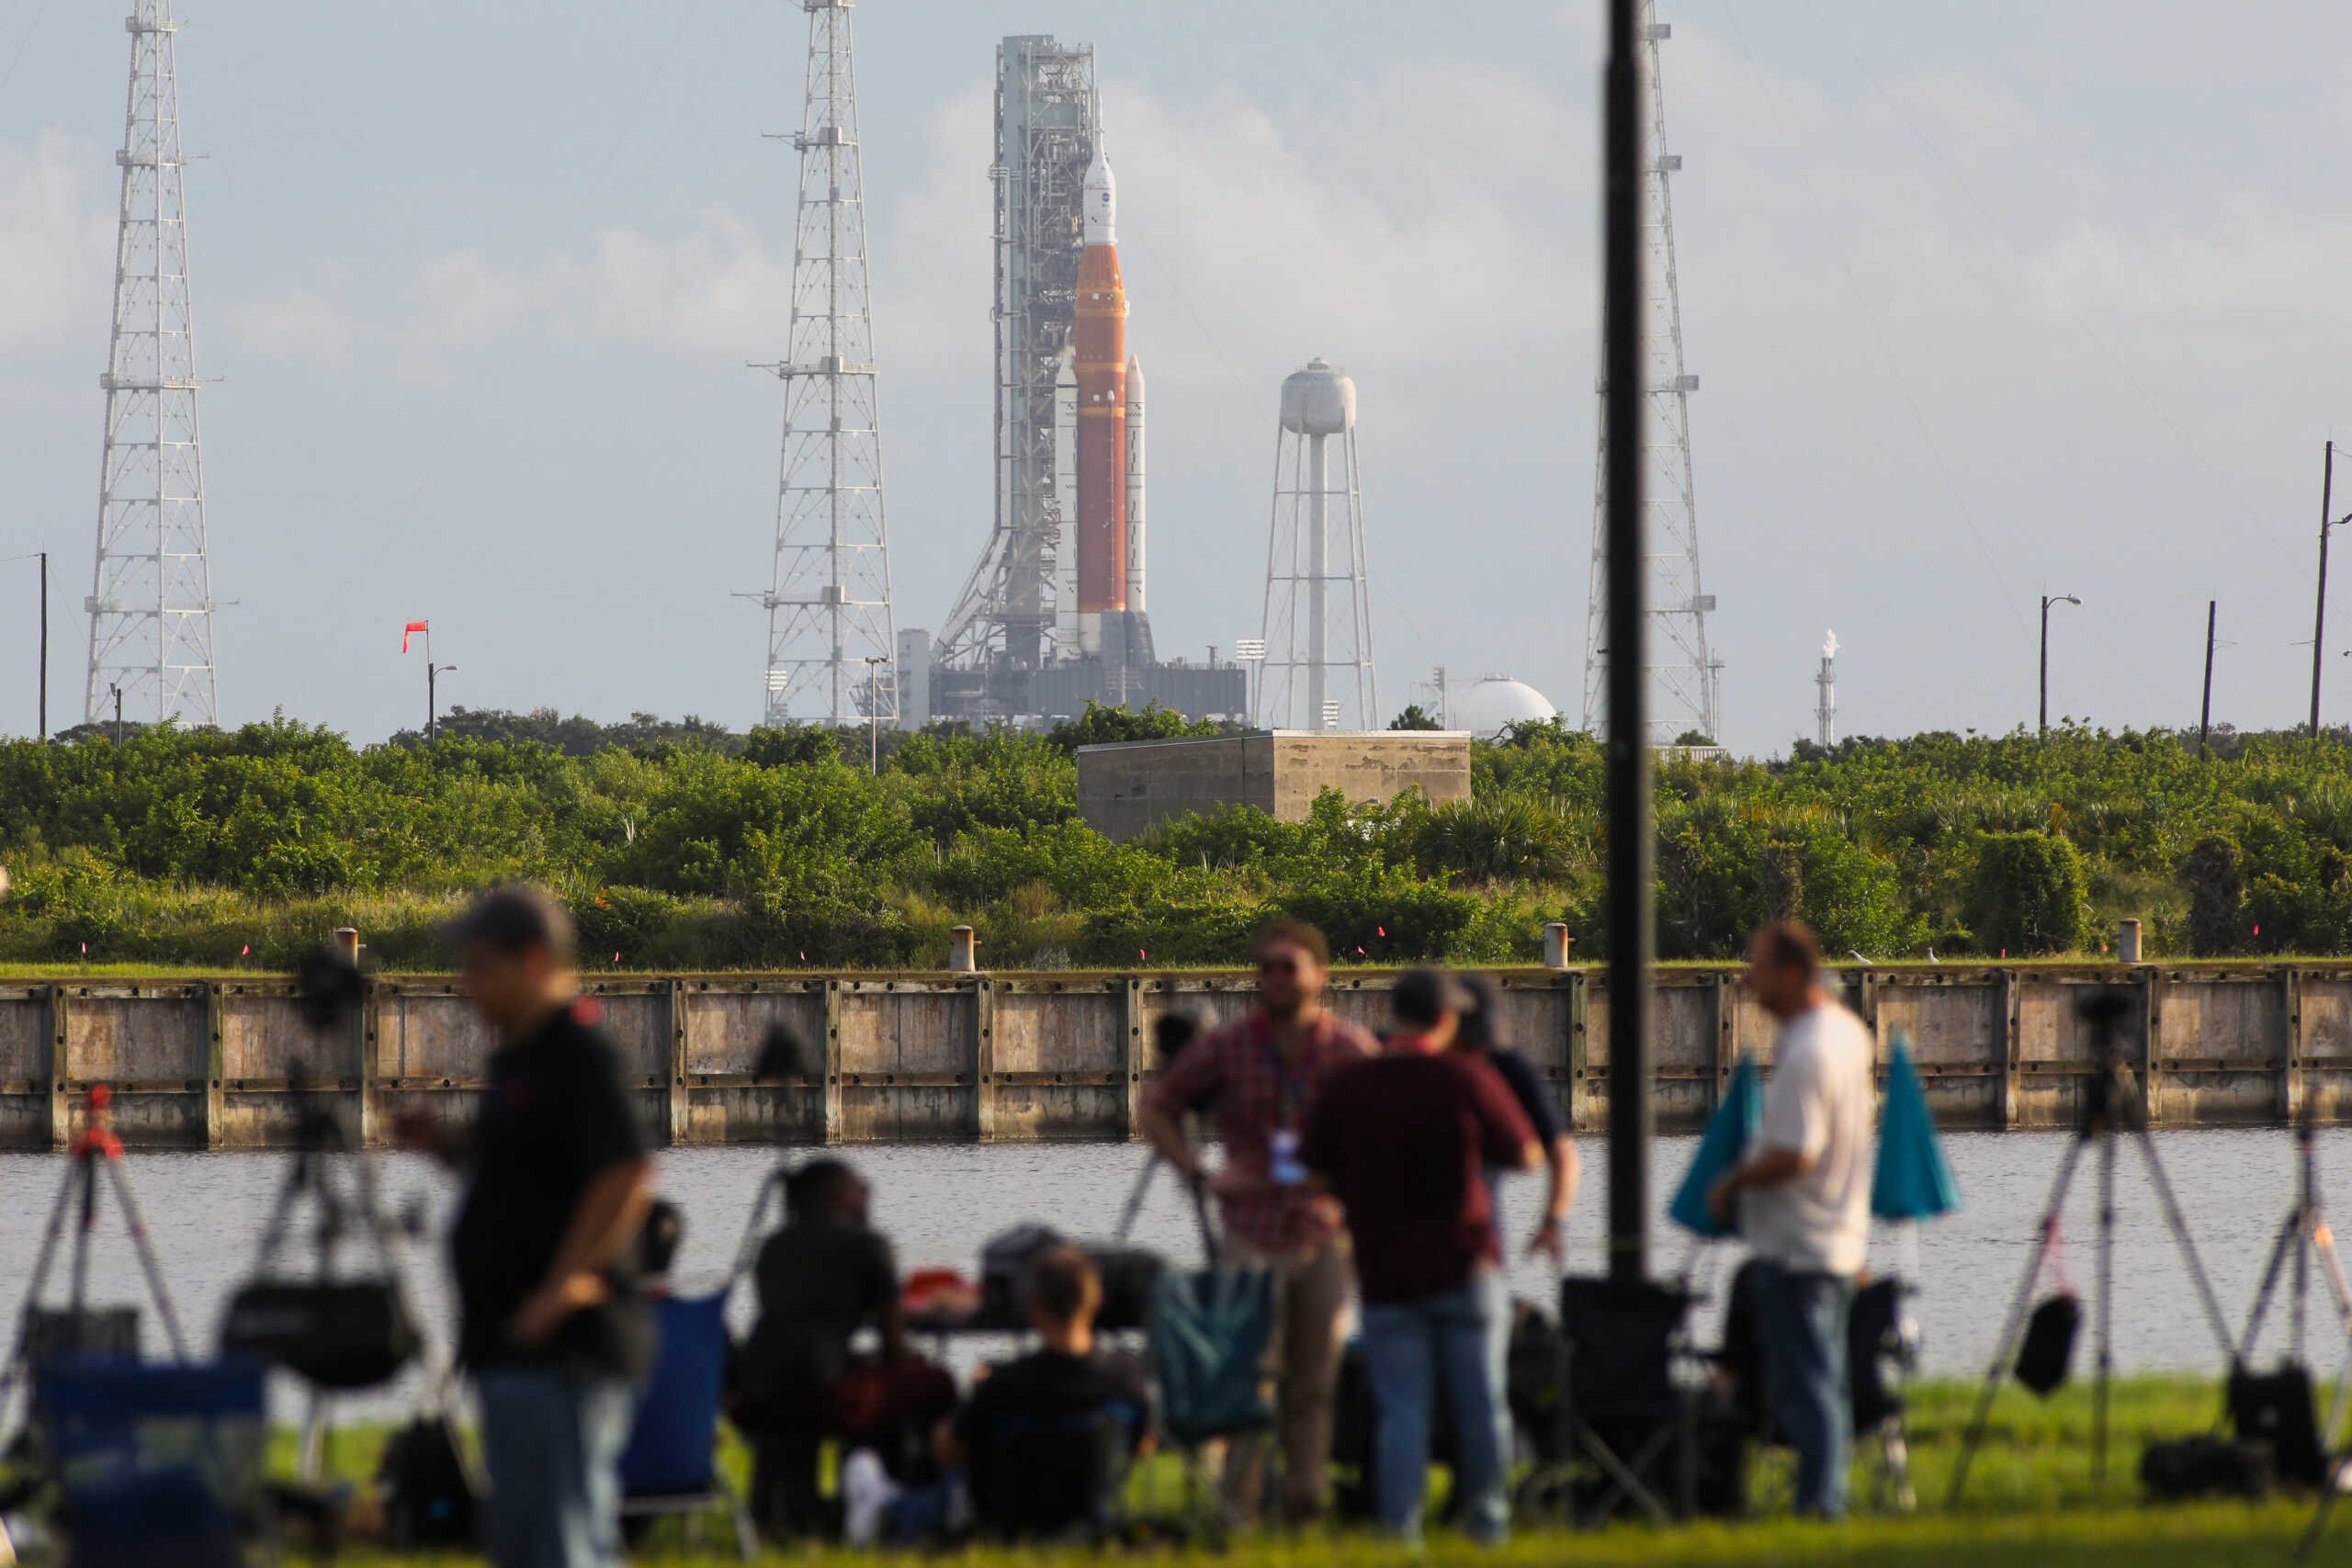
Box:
1252;1015;1314;1128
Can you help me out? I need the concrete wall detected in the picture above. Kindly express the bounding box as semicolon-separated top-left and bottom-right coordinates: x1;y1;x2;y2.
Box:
1077;729;1473;842
2;962;2348;1148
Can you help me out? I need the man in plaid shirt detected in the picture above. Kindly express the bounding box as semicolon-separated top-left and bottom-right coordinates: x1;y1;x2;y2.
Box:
1138;920;1375;1527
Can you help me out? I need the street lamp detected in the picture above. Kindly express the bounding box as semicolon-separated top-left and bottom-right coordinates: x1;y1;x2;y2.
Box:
2311;440;2352;737
862;657;889;776
2040;592;2081;736
428;661;458;741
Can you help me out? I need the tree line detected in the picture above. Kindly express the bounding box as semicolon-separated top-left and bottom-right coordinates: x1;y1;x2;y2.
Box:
1;705;2345;969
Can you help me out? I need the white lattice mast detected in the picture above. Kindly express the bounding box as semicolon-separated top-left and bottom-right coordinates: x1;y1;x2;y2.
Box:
1815;630;1838;748
85;0;218;728
752;0;897;726
1258;358;1377;730
1579;0;1717;744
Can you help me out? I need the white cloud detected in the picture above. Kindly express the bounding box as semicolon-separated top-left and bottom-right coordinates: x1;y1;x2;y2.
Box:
226;290;356;367
2030;205;2352;321
0;131;113;350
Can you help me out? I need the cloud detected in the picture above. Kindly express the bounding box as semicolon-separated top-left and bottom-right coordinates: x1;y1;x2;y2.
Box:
0;131;114;350
226;290;356;367
2030;204;2352;322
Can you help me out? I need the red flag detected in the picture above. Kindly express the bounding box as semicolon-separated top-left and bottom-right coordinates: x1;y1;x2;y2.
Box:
2255;924;2262;936
1376;926;1386;937
401;620;428;654
1356;945;1366;955
240;944;250;957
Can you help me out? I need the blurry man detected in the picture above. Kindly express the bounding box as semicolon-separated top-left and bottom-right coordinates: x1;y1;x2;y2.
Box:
1454;973;1579;1264
1709;920;1872;1519
1302;969;1540;1545
1136;920;1374;1526
395;886;654;1568
736;1158;951;1540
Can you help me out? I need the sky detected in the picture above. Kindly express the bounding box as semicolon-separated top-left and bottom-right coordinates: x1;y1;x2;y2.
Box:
6;0;2352;756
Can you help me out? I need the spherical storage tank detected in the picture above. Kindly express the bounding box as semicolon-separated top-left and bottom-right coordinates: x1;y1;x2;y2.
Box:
1452;675;1558;739
1280;357;1356;434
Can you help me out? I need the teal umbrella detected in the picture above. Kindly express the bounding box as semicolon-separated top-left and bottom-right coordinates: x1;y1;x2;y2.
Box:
1668;1053;1762;1238
1873;1032;1961;1221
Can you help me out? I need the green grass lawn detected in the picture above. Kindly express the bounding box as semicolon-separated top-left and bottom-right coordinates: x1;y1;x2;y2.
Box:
267;1375;2343;1565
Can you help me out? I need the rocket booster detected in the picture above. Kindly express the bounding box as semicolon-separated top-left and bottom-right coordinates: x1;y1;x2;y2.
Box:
1073;141;1128;655
1125;354;1146;615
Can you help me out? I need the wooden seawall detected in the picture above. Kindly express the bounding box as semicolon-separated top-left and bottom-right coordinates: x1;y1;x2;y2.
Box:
1;964;2346;1148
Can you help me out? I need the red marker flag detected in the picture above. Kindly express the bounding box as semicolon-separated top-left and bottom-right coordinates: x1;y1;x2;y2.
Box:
240;944;250;957
1377;926;1386;937
401;620;429;654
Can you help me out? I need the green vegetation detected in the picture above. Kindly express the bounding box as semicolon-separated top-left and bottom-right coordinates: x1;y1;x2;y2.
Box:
289;1377;2335;1564
10;709;2352;969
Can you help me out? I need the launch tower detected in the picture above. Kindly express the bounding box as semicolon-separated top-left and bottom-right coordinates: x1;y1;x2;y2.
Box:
84;0;219;728
1578;0;1719;745
750;0;898;727
923;35;1239;725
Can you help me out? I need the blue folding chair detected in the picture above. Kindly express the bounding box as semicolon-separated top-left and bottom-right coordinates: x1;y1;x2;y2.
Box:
617;1292;758;1560
40;1355;266;1568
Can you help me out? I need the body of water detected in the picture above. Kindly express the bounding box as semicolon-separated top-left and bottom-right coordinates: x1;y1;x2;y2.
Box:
3;1128;2344;1420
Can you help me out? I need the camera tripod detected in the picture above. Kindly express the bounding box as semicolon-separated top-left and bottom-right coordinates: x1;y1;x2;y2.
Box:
1947;991;2235;1506
0;1086;190;1421
2257;1115;2352;1562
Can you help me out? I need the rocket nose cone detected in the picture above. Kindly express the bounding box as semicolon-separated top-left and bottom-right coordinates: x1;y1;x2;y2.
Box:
1083;141;1117;246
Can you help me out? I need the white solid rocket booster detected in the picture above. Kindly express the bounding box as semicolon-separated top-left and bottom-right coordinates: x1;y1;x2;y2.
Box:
1125;354;1146;615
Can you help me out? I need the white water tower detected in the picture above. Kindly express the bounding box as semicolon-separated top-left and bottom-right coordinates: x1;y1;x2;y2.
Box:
1258;359;1377;728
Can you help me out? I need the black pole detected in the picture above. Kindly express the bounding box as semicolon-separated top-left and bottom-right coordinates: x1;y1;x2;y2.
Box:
2199;601;2217;761
2039;597;2051;736
1602;0;1652;1288
2313;441;2335;739
111;685;122;747
36;552;48;743
427;663;437;742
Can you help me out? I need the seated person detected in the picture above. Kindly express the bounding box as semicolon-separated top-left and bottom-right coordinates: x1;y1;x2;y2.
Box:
734;1159;951;1539
844;1244;1156;1547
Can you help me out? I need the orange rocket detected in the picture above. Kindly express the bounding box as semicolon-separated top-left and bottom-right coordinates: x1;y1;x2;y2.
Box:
1073;141;1127;656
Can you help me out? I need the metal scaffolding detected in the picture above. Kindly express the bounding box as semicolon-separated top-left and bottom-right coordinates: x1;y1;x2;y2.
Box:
1580;0;1719;745
751;0;898;727
84;0;219;728
934;35;1096;687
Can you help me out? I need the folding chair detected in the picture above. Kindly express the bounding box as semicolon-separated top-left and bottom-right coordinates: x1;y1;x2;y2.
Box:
978;1400;1144;1543
1147;1267;1278;1532
617;1292;758;1561
40;1356;266;1568
1848;1276;1920;1512
1553;1276;1700;1527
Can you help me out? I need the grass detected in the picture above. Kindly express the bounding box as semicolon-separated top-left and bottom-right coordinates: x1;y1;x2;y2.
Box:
257;1376;2343;1565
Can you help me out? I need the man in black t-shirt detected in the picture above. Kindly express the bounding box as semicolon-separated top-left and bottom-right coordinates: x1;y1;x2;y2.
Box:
397;886;654;1568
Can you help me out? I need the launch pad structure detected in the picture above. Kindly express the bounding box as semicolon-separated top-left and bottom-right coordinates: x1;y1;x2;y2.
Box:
918;35;1245;727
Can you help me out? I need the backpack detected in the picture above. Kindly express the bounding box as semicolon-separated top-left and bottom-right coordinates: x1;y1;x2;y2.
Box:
379;1415;477;1548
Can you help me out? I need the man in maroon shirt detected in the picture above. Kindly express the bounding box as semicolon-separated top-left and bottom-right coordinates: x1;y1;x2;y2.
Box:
1302;969;1540;1545
1137;920;1375;1527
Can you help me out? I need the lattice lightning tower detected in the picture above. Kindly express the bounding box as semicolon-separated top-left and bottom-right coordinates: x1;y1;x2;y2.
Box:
1579;0;1718;744
84;0;218;728
751;0;897;726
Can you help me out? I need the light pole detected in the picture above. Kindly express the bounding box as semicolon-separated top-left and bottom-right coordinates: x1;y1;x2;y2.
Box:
2309;441;2352;738
428;660;458;741
2040;592;2081;736
109;682;123;747
863;657;889;776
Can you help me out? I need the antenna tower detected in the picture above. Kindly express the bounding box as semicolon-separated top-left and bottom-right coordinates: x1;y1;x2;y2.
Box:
750;0;897;726
84;0;218;728
1579;0;1717;745
1258;358;1377;730
1815;630;1838;748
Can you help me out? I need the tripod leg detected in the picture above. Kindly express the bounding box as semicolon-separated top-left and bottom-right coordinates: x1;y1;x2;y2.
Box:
1115;1152;1161;1245
67;1153;97;1325
0;1156;92;1413
1947;1134;2085;1510
2099;1120;2129;1492
104;1159;188;1360
2131;1130;2241;1360
2237;1208;2300;1367
2312;1231;2352;1448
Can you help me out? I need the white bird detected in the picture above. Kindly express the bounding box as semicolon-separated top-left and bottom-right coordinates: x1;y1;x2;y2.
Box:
1849;950;1873;966
1927;946;1939;963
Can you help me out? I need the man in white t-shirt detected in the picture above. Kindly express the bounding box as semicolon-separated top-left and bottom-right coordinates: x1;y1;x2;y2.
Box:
1709;920;1872;1519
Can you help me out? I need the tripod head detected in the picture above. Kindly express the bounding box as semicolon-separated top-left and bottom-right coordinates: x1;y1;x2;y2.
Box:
754;1021;813;1081
294;945;366;1034
1153;1013;1198;1067
2075;987;2134;1138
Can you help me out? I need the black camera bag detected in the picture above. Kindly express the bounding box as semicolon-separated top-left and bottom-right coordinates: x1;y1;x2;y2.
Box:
220;1280;420;1390
2014;1292;2079;1395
